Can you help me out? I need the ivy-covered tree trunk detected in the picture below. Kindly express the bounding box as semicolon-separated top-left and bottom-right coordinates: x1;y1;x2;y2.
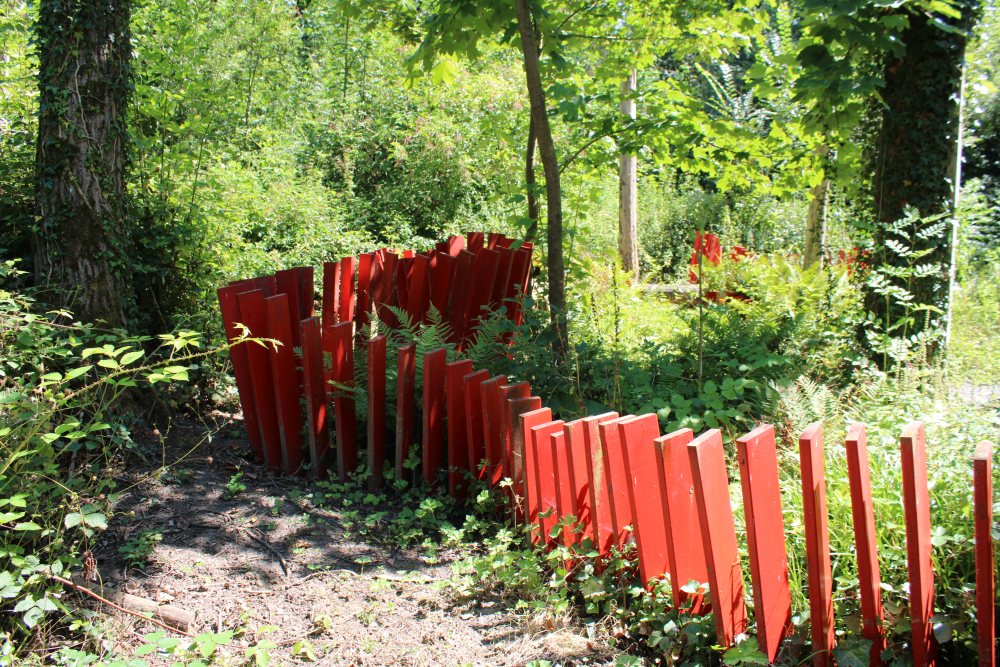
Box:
866;7;973;341
33;0;132;327
514;0;565;353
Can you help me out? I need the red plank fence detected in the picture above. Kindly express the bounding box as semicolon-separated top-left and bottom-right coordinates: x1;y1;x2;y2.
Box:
218;233;997;665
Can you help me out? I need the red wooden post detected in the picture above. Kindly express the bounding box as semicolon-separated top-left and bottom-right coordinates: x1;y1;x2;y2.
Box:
376;252;398;327
421;348;447;485
407;253;431;326
598;415;633;547
430;252;457;322
448;250;477;347
974;441;995;667
236;289;283;471
366;335;387;491
265;294;305;474
736;424;792;663
490;247;515;308
900;422;936;667
395;256;413;319
653;429;709;611
688;428;748;647
487;232;502;249
550;430;577;546
447;234;465;256
467;248;500;332
217;286;265;462
619;414;670;587
463;369;491;478
479;375;508;484
467;231;484;254
395;344;416;481
500;382;531;487
519;408;553;540
507;247;533;327
330;322;358;481
275;266;313;347
322;261;341;328
583;413;620;554
508;396;543;521
799;422;835;666
844;423;886;666
357;252;375;330
338;257;356;325
446;359;474;498
531;419;565;545
300;317;329;479
564;419;593;545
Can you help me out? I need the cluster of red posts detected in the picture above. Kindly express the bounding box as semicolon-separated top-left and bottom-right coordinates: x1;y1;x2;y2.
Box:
217;231;995;667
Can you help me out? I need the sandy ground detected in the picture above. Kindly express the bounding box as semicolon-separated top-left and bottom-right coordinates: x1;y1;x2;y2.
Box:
87;413;619;667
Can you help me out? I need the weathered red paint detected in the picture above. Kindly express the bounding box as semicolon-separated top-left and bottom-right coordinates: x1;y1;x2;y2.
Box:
299;316;329;479
467;231;484;254
467;248;500;331
582;413;620;554
448;250;477;347
974;441;995;667
462;369;491;479
507;396;543;521
563;419;592;545
357;252;374;330
799;422;835;666
421;348;447;485
265;294;305;474
322;261;340;328
500;382;531;489
618;414;669;587
275;266;313;348
395;344;416;481
330;321;358;480
479;375;508;484
430;252;457;320
736;424;791;663
549;430;577;546
237;289;283;471
653;429;709;611
446;359;474;498
407;254;431;326
900;422;936;667
217;286;265;462
338;257;356;325
687;428;748;647
844;423;885;666
366;335;387;491
530;419;565;546
598;415;633;547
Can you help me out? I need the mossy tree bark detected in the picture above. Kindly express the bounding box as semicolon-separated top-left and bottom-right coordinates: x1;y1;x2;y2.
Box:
34;0;132;327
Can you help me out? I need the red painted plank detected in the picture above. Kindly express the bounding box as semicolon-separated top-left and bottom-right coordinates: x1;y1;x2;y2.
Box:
737;424;792;663
446;359;474;498
564;419;593;546
900;422;936;667
487;232;502;249
490;247;516;309
448;250;477;347
508;396;543;522
395;257;413;321
598;415;634;548
463;369;491;479
407;254;431;326
844;422;886;666
531;419;565;545
265;294;305;475
467;248;500;333
619;414;670;587
236;289;283;471
467;231;484;254
322;261;340;328
974;441;995;667
549;430;577;546
330;321;358;481
357;252;375;330
395;344;416;482
495;235;515;249
583;413;620;554
338;257;356;325
479;375;508;485
687;428;748;647
275;267;313;348
518;407;553;540
799;422;835;666
299;316;329;479
421;348;447;485
447;234;465;257
376;252;398;328
217;286;265;462
366;335;387;491
430;252;457;322
654;429;709;611
500;382;531;488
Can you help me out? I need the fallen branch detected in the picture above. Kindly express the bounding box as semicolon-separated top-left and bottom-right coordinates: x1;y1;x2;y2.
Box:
50;574;196;636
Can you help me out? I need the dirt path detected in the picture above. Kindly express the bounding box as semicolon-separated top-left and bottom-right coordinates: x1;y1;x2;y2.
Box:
92;413;616;666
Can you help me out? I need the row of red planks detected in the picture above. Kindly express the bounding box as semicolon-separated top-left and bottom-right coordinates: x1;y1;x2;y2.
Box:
216;232;533;480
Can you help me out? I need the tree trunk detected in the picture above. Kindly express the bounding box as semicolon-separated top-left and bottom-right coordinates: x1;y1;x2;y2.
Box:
514;0;565;352
618;70;639;278
803;177;829;268
866;8;973;343
525;114;540;240
34;0;131;327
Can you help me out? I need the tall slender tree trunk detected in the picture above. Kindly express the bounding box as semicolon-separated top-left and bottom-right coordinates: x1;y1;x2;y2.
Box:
618;70;638;278
34;0;132;326
514;0;565;352
803;177;829;268
525;115;540;240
